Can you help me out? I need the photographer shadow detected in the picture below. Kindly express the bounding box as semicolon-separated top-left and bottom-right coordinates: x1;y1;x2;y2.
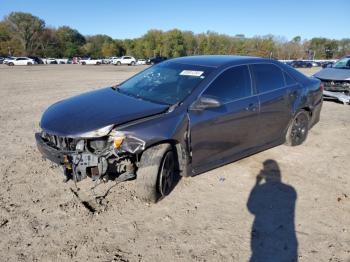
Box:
247;159;298;262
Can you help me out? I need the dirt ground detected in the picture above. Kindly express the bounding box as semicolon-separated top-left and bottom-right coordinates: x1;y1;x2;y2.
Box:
0;64;349;262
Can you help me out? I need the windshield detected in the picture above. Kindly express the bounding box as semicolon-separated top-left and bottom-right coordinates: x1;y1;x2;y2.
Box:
117;61;214;105
333;57;350;69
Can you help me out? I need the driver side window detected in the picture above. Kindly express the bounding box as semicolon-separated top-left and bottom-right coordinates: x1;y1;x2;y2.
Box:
203;65;252;102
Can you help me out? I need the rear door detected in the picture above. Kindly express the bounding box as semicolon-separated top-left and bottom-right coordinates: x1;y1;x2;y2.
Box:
250;63;291;145
189;65;260;170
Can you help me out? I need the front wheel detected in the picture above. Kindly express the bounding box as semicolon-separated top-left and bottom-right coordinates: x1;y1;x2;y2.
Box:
285;110;310;146
136;144;177;203
117;61;121;66
8;62;14;66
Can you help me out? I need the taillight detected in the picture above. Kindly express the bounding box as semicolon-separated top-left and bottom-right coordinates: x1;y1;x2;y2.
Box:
320;83;324;92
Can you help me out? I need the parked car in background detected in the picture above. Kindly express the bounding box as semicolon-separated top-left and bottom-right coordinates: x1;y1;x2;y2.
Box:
55;58;69;64
43;58;58;64
321;61;334;68
136;59;147;65
35;55;323;203
6;57;36;66
146;56;167;65
79;58;102;65
310;61;321;67
112;56;136;66
102;58;110;64
314;55;350;104
28;56;44;64
289;60;312;68
0;57;4;64
3;56;16;64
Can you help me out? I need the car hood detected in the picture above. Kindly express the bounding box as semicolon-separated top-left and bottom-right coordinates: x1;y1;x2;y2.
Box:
40;87;169;137
313;68;350;81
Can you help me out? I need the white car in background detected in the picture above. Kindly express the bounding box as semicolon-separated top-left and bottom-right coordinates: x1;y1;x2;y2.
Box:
102;58;112;64
56;58;69;64
43;58;58;64
112;56;136;66
136;59;147;65
3;57;16;64
79;58;102;65
6;57;36;66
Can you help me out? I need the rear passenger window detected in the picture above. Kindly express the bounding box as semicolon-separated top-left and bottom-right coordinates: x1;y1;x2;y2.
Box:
203;65;251;102
284;72;298;86
251;64;285;93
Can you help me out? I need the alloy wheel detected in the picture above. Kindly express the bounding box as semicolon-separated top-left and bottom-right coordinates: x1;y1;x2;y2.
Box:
291;113;308;145
159;151;175;196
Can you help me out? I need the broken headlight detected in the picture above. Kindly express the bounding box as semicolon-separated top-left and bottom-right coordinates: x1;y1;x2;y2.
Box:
109;131;145;154
77;124;114;138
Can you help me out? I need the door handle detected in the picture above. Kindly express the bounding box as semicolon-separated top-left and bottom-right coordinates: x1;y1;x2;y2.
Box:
246;103;257;112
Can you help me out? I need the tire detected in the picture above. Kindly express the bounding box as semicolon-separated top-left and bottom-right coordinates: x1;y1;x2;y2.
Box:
117;61;121;66
285;110;310;146
8;62;14;66
131;61;135;66
27;62;32;66
136;144;176;203
81;62;86;65
96;62;101;65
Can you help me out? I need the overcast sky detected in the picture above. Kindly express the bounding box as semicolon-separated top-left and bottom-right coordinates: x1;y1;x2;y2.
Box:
0;0;348;40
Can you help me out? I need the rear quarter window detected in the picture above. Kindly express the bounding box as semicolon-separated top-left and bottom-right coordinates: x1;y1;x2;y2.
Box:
251;64;285;93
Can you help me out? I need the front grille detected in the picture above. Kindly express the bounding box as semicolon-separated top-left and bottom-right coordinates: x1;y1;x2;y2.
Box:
41;132;78;151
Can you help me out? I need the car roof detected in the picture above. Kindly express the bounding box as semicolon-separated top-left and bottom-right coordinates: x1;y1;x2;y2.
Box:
169;55;266;68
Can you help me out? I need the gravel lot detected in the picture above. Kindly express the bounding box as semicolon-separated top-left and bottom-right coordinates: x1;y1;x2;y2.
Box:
0;64;349;262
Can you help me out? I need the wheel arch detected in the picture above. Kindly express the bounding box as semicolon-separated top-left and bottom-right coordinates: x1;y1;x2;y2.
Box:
141;139;189;177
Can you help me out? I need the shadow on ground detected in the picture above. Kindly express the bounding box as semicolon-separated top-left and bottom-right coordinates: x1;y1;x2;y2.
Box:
247;159;298;262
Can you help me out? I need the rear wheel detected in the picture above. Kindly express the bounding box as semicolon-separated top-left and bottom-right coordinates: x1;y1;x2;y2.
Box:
285;110;310;146
117;61;121;66
27;62;32;65
81;62;86;65
96;62;101;65
131;61;135;66
8;62;14;66
136;144;177;203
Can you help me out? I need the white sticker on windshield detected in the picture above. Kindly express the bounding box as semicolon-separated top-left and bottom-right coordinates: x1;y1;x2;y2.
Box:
180;70;204;77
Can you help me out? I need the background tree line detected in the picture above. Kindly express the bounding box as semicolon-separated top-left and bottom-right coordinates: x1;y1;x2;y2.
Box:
1;12;349;59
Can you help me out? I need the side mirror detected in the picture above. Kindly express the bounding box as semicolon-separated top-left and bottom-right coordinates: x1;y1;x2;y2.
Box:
190;96;222;111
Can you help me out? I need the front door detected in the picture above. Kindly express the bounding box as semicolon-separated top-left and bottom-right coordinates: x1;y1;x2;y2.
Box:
189;65;260;170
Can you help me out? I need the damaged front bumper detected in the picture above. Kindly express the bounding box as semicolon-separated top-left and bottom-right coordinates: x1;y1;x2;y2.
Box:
323;90;350;104
322;80;350;105
35;130;144;182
